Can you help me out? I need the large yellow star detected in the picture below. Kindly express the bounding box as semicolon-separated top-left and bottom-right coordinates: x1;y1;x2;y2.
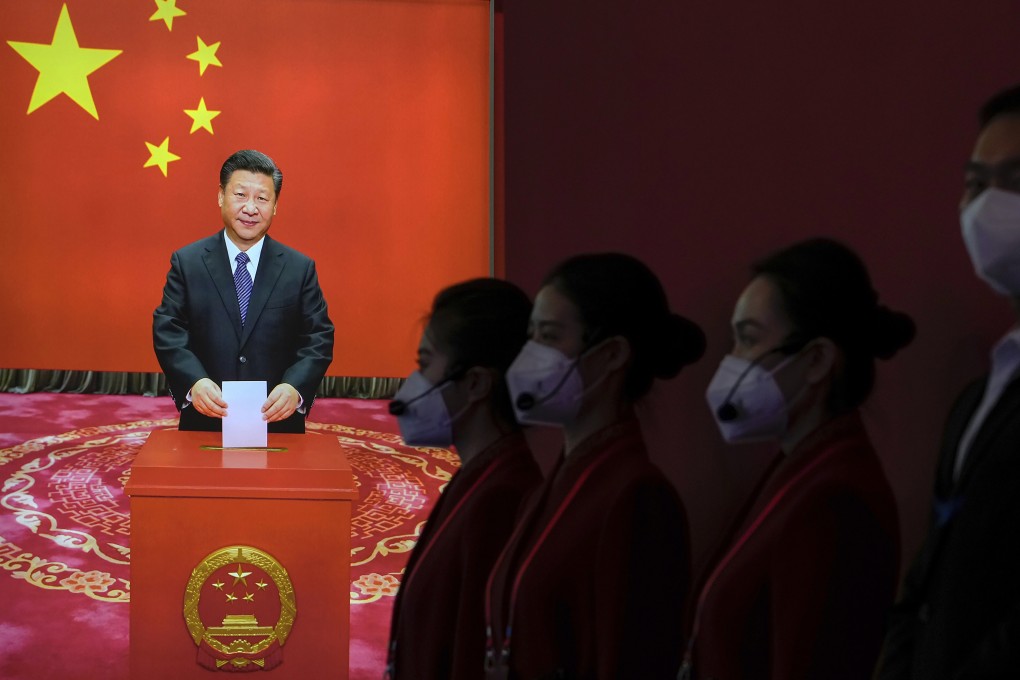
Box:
149;0;186;32
143;137;181;177
186;36;221;76
184;97;221;134
7;4;122;120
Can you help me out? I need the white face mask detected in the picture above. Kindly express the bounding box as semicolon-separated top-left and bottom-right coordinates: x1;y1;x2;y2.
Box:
705;353;797;444
390;371;456;447
961;187;1020;296
505;340;584;427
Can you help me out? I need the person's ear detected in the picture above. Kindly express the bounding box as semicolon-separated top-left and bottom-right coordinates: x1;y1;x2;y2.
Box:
594;335;631;373
803;337;838;385
461;366;494;405
218;187;224;208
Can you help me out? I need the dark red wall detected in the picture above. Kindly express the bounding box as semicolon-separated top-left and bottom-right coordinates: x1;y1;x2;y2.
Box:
500;0;1020;578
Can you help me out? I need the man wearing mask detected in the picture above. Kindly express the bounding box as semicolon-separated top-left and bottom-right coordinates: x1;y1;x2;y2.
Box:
878;85;1020;677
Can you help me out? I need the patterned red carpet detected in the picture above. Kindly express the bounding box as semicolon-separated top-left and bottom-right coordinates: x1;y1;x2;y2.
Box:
0;393;458;680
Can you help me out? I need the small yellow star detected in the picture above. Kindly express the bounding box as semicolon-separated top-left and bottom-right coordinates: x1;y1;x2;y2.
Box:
186;36;221;76
227;564;252;586
184;97;220;135
149;0;186;32
256;580;268;590
143;136;180;177
243;592;254;602
225;592;237;602
7;4;122;119
212;581;224;590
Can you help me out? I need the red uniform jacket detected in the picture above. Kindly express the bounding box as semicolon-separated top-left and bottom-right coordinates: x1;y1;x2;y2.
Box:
687;411;899;680
387;432;541;680
486;418;690;680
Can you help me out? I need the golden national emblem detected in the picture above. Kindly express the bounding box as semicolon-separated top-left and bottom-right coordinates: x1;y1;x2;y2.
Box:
183;545;296;672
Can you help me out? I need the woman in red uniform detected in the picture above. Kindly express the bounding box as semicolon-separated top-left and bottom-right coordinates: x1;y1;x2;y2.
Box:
684;238;915;679
385;278;543;680
486;253;706;679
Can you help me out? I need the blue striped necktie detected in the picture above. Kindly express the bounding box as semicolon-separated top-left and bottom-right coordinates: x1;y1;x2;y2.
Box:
234;251;253;326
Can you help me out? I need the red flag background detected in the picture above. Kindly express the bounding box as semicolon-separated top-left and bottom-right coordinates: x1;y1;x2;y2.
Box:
0;0;491;377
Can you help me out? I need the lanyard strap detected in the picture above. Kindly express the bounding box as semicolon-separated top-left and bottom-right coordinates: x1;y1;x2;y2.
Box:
680;445;846;676
484;446;617;670
405;454;509;594
386;453;510;676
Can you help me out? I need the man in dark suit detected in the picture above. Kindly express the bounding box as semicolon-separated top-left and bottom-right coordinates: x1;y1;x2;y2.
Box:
878;86;1020;678
153;149;334;433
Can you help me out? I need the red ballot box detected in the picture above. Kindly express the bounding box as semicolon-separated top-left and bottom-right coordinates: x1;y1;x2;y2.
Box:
126;430;357;679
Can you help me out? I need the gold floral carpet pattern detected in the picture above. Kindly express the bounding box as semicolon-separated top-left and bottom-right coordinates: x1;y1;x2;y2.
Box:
0;394;458;680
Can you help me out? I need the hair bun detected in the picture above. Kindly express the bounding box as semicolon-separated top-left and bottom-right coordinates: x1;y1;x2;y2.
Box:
651;313;706;379
869;305;916;360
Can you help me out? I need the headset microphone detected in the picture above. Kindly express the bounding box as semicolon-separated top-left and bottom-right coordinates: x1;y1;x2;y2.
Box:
715;342;803;422
716;401;740;422
388;399;411;416
389;371;460;416
390;383;441;416
515;393;537;411
515;360;581;412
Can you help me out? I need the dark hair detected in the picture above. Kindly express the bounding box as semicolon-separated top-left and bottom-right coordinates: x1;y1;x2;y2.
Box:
979;84;1020;130
752;238;915;414
219;150;283;196
542;253;705;402
428;278;532;426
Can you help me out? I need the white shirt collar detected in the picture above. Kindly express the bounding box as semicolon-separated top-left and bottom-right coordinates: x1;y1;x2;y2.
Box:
990;325;1020;374
223;230;266;281
952;325;1020;479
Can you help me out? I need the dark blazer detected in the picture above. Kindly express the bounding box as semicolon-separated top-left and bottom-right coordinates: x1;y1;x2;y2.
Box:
879;375;1020;679
152;231;334;431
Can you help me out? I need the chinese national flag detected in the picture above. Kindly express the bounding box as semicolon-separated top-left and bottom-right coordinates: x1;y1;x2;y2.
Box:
0;0;491;377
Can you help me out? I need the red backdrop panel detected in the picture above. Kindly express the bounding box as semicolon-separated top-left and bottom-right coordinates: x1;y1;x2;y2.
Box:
0;0;490;376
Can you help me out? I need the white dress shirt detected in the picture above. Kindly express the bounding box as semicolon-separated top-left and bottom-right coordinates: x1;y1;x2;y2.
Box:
954;326;1020;481
224;230;265;283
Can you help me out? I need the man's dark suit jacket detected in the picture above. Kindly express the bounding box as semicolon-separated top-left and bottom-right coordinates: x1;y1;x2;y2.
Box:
879;374;1020;679
152;231;334;433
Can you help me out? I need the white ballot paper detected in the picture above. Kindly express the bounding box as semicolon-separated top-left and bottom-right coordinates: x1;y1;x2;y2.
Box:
222;380;268;448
